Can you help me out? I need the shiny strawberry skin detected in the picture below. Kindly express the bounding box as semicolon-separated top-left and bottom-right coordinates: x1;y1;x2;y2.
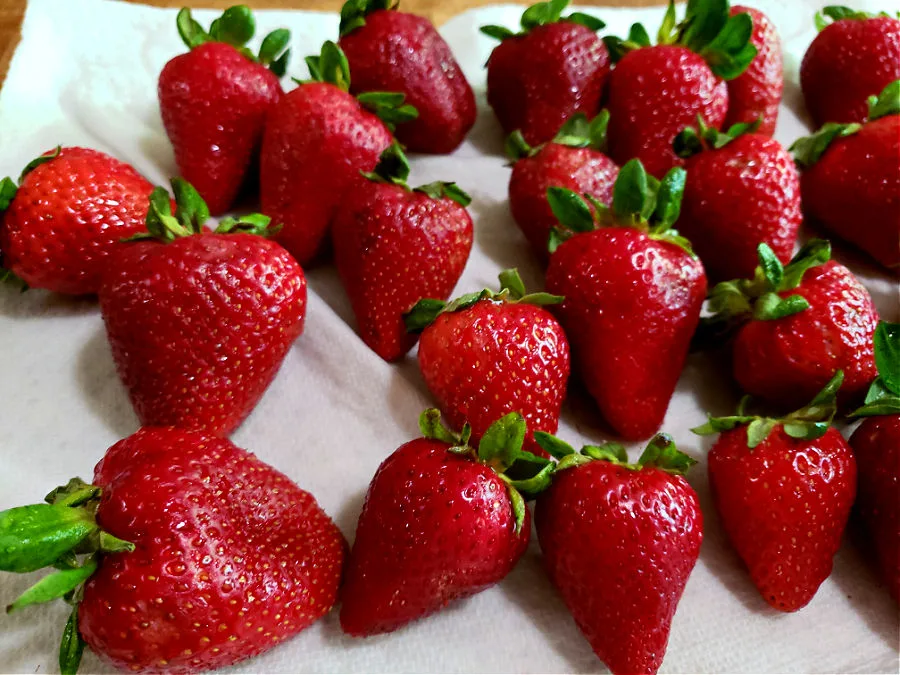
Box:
332;182;473;361
260;82;393;265
708;426;856;611
607;45;728;178
535;460;702;675
340;437;530;636
99;233;306;436
0;147;154;295
340;10;476;154
159;42;283;216
801;15;900;126
508;143;618;264
679;134;800;282
733;260;878;411
545;228;706;440
486;23;610;146
79;427;345;673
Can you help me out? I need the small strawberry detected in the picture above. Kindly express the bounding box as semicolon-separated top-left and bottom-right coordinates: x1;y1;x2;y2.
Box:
507;112;619;264
159;6;289;215
340;410;551;635
801;6;900;126
694;372;856;611
674;116;801;282
0;147;155;295
332;143;474;361
406;269;570;455
534;433;702;675
481;0;610;146
99;179;307;436
0;427;344;673
338;0;476;153
545;160;707;440
260;41;416;265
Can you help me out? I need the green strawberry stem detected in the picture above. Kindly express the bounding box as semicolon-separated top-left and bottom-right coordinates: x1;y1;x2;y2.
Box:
339;0;397;37
505;111;610;161
674;115;762;158
534;431;697;475
851;321;900;417
867;79;900;122
480;0;605;41
361;142;471;206
814;6;900;31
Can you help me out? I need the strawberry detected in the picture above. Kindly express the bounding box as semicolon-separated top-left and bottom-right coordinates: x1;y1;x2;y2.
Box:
0;147;155;295
0;427;344;673
260;41;416;265
791;81;900;271
159;6;289;215
481;0;610;146
544;160;707;440
406;269;570;455
800;6;900;126
703;240;878;411
340;410;550;635
507;111;619;264
674;117;801;282
99;179;306;436
332;143;474;361
338;0;476;153
603;0;757;178
534;433;702;675
694;372;856;611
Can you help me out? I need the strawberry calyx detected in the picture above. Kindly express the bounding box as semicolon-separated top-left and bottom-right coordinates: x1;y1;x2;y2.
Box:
674;115;762;158
361;142;471;206
505;111;610;161
851;321;900;417
339;0;398;37
814;6;900;31
480;0;605;42
534;431;698;475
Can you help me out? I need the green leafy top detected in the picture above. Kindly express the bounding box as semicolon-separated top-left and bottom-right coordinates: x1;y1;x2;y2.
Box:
0;146;62;214
505;111;610;161
480;0;605;41
534;431;697;476
814;6;900;31
361;142;471;207
339;0;397;37
851;321;900;417
176;5;291;76
674;115;761;158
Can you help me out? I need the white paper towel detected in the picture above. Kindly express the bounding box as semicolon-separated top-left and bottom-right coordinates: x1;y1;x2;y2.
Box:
0;0;897;672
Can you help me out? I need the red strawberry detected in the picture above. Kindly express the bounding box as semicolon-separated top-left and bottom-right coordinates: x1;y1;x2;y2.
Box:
0;147;155;295
674;117;801;282
99;179;307;436
260;41;416;265
694;373;856;611
507;111;619;264
338;0;476;153
724;5;783;136
545;160;707;440
341;410;548;635
482;0;610;146
801;7;900;126
406;269;570;455
159;7;288;215
534;433;702;675
0;427;344;673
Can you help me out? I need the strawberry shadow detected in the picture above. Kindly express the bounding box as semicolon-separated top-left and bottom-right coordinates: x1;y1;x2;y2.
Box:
386;354;433;438
464;100;508;158
466;196;545;288
0;285;97;319
75;327;140;439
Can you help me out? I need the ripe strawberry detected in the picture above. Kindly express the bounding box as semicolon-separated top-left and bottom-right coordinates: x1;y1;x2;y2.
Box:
507;111;619;264
260;41;416;265
534;433;702;675
332;143;473;361
341;410;550;635
0;147;155;295
338;0;476;153
159;6;289;215
406;269;570;455
545;160;707;440
481;0;610;146
674;117;801;282
791;81;900;271
800;6;900;126
99;179;307;436
0;427;344;673
694;372;856;611
603;0;757;178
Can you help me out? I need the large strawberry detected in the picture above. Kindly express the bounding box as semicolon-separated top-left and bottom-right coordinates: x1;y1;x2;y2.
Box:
260;41;416;265
800;6;900;126
0;427;344;673
545;160;707;440
481;0;610;146
99;179;307;436
332;142;473;361
694;372;856;611
0;147;155;295
534;433;702;675
338;0;476;153
159;6;289;215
